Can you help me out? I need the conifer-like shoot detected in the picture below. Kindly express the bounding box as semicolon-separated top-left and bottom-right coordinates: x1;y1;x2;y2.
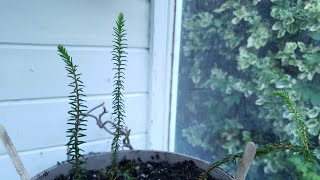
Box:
110;12;128;177
199;90;315;180
58;45;87;180
273;90;315;162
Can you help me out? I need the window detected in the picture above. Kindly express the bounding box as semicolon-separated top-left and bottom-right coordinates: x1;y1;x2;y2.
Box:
171;0;320;179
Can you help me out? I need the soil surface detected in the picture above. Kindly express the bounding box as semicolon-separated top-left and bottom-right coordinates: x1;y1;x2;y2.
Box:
53;159;217;180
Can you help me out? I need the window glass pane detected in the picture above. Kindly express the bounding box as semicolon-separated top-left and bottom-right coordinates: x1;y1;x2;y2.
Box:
173;0;320;179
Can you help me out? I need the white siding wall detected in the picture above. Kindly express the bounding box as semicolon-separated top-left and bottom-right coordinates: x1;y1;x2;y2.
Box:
0;0;150;179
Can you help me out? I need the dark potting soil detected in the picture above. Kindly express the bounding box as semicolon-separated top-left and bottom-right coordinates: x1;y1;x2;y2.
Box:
53;159;217;180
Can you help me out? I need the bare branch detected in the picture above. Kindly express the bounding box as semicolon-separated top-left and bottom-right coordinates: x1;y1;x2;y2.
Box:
85;103;133;150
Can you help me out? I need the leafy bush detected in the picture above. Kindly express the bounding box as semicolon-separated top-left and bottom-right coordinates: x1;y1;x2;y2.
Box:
176;0;320;179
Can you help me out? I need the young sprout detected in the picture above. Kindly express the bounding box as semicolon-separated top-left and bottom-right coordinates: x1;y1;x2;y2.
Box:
58;45;88;180
109;12;128;178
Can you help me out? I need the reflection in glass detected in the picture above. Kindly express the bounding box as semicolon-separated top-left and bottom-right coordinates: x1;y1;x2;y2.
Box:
174;0;320;179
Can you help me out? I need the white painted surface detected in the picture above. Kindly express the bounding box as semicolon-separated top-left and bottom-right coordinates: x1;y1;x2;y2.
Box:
147;0;175;151
0;0;149;48
169;0;183;152
0;46;148;101
0;0;152;179
0;95;147;155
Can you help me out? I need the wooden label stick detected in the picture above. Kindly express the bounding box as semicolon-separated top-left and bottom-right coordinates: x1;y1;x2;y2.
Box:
0;123;29;180
235;142;256;180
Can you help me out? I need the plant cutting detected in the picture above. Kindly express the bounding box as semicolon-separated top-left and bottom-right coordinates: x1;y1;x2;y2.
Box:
57;44;88;179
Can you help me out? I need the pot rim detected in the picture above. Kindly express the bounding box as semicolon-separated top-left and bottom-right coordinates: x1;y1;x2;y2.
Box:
32;150;234;180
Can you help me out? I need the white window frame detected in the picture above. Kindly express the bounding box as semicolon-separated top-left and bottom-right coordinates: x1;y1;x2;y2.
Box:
147;0;176;151
169;0;183;152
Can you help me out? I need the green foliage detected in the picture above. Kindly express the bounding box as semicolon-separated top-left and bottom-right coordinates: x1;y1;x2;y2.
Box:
200;91;316;179
273;90;314;162
56;13;128;179
288;156;320;180
58;45;87;180
178;0;320;179
110;12;128;179
200;143;301;180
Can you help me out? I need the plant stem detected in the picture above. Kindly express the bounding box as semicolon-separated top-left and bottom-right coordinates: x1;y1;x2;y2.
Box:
200;144;301;180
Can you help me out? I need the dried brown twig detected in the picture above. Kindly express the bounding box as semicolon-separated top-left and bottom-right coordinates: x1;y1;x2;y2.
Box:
85;102;133;150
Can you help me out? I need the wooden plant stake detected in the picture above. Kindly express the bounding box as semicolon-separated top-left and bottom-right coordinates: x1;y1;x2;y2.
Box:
0;123;29;180
235;142;256;180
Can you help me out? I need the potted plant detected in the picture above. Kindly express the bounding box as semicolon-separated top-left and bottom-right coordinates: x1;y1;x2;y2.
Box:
0;13;233;180
0;13;316;180
33;12;234;180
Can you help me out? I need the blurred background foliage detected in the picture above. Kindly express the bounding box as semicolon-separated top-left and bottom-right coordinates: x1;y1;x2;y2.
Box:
175;0;320;179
